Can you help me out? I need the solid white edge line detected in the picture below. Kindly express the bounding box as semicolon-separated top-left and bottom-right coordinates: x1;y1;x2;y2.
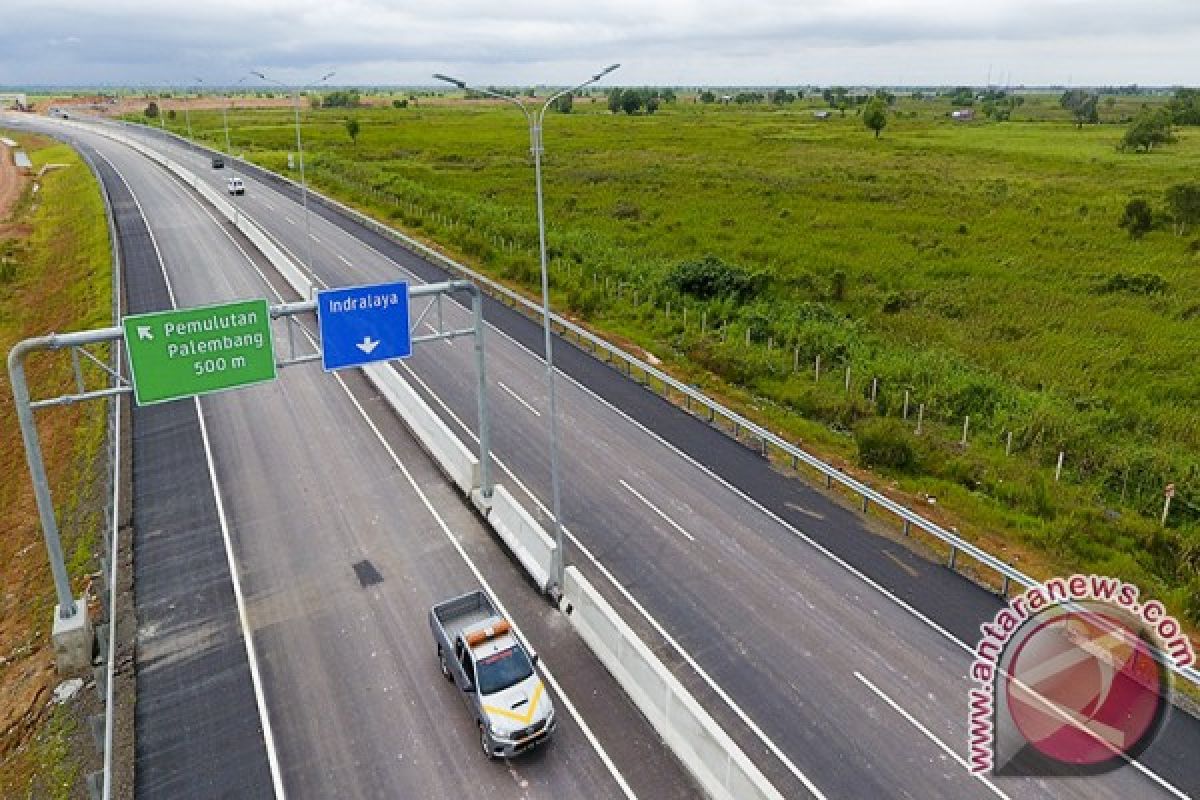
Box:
100;147;122;800
98;149;288;799
497;380;542;417
853;671;1011;800
617;479;695;542
131;113;1189;800
327;369;640;800
337;254;352;267
173;165;638;800
399;362;829;800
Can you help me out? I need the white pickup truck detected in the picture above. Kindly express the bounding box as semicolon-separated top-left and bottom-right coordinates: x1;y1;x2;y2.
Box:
429;590;556;759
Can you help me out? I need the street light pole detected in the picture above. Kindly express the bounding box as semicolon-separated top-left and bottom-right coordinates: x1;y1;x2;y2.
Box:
434;65;620;595
253;70;335;297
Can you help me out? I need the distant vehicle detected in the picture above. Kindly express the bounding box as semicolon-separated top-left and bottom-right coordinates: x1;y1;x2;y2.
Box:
212;156;225;169
429;590;556;759
226;177;244;195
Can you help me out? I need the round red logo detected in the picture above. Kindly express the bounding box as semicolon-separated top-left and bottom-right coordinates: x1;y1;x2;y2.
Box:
1004;606;1168;767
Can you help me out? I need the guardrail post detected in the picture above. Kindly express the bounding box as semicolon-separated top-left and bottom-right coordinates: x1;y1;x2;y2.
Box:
961;415;970;446
902;519;910;537
1055;450;1064;482
760;436;768;458
862;495;869;513
948;546;958;570
825;473;833;489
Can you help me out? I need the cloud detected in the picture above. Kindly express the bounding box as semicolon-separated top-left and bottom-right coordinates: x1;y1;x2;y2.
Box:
2;1;1199;85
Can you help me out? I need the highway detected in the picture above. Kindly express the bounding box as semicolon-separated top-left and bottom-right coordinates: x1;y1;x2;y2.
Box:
128;116;1199;799
5;114;697;799
10;112;1199;799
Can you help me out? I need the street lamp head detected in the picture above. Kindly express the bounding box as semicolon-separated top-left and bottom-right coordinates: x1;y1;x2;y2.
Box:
433;73;467;89
594;64;621;81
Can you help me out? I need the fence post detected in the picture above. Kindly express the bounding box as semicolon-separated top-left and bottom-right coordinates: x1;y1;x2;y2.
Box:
815;354;821;382
1055;451;1064;482
917;403;924;434
702;311;707;333
745;327;751;346
1006;430;1013;456
903;390;910;419
961;415;970;446
871;378;878;404
665;301;671;319
844;366;851;394
793;347;800;373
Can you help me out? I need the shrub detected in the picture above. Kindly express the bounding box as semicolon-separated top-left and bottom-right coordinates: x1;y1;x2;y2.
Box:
855;418;917;470
1118;198;1153;239
1095;272;1168;295
665;255;761;301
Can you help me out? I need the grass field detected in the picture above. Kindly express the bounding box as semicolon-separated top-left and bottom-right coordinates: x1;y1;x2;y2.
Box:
0;132;111;797
144;90;1200;626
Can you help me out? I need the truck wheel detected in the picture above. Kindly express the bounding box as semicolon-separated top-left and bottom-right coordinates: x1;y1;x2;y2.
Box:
438;647;452;682
480;724;496;761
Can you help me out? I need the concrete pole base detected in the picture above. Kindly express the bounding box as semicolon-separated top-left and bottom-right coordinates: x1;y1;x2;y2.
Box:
52;601;93;673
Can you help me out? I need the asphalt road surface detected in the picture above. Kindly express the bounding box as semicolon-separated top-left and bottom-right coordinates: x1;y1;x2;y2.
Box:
5;114;697;800
10;112;1198;799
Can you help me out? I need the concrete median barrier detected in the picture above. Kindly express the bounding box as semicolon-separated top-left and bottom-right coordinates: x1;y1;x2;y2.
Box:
471;485;555;594
563;567;785;800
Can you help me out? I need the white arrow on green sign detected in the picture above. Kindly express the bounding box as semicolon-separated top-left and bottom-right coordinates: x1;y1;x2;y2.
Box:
122;298;277;405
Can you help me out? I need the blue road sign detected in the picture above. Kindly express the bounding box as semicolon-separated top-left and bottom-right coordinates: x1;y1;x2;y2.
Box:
317;281;412;371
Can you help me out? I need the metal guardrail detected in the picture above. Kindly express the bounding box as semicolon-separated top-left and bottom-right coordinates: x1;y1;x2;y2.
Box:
118;119;1200;688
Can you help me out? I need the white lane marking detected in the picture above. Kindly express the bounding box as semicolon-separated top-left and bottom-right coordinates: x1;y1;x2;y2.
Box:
337;253;352;267
853;672;1010;800
400;363;825;800
101;153;287;799
498;381;541;417
784;502;824;520
262;201;274;211
330;370;638;800
618;479;695;542
423;321;455;347
309;233;320;243
189;181;637;800
284;216;295;225
120;136;1185;800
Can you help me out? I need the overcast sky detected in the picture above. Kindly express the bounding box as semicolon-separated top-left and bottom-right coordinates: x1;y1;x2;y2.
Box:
2;0;1197;88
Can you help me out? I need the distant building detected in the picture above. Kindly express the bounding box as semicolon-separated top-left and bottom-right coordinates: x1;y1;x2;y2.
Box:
951;109;975;121
0;92;29;110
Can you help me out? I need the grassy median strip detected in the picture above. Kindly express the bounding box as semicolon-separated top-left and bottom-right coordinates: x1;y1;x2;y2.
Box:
0;131;112;798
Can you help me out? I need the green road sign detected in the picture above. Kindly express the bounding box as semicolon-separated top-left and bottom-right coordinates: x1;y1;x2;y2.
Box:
123;299;277;405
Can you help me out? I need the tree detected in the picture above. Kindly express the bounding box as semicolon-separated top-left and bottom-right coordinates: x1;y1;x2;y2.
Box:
1060;89;1099;128
1167;88;1200;125
392;98;408;109
344;117;360;148
1118;198;1153;239
645;96;660;114
553;93;573;114
770;88;795;105
1165;183;1200;235
863;98;888;138
1120;109;1176;153
144;101;159;119
699;90;716;104
607;88;624;113
620;90;643;115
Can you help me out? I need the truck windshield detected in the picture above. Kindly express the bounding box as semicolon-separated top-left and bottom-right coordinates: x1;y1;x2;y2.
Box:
476;646;533;695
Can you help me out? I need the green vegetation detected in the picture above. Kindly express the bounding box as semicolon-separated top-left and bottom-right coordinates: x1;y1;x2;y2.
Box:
146;90;1200;626
0;133;110;797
